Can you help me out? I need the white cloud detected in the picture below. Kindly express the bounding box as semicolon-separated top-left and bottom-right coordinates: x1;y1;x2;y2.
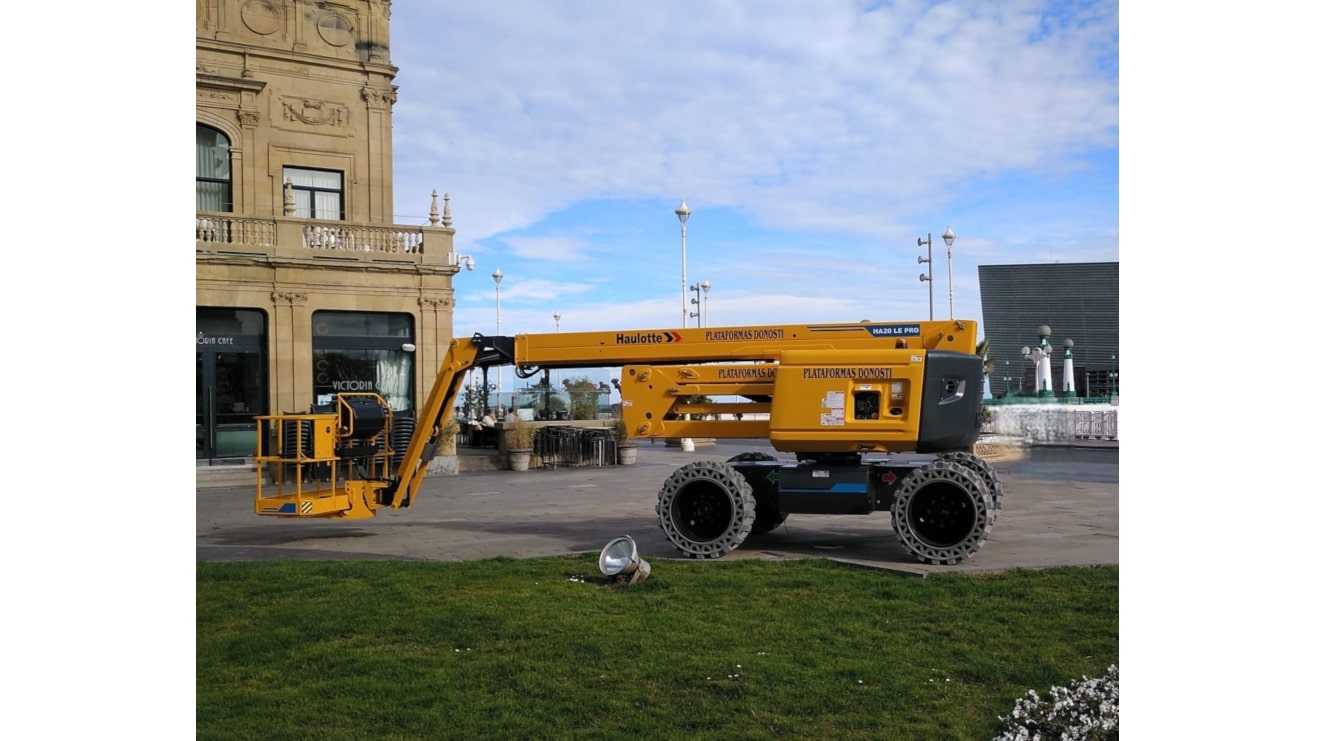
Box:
391;1;1118;245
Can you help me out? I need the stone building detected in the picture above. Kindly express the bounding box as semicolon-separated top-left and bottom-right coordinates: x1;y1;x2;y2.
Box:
196;0;463;461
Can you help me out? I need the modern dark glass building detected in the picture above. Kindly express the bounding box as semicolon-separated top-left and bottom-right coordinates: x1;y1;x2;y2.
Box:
977;262;1118;399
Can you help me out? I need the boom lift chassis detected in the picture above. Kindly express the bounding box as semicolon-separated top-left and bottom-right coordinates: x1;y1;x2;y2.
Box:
255;320;1000;565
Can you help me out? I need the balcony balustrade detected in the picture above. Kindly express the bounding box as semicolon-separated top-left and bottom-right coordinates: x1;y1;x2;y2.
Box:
196;212;436;264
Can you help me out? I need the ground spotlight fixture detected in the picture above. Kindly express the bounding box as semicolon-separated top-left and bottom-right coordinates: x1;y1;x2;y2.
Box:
598;535;651;584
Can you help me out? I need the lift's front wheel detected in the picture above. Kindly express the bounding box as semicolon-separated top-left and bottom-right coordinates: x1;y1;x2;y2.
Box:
891;459;993;565
938;451;1004;511
656;461;756;558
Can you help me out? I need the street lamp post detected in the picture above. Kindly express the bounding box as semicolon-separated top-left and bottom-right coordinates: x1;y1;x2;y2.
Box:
452;252;477;410
552;311;561;408
1111;353;1119;400
676;200;691;329
1021;325;1054;398
492;267;503;416
674;200;694;449
917;233;933;320
688;279;711;327
943;226;956;320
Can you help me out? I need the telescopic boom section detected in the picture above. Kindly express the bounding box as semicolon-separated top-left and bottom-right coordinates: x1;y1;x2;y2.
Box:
512;320;975;367
511;319;982;454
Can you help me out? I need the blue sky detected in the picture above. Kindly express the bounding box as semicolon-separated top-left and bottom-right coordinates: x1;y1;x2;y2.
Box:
384;0;1119;343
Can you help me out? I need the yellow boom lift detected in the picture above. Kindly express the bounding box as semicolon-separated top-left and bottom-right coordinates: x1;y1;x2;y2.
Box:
254;319;999;565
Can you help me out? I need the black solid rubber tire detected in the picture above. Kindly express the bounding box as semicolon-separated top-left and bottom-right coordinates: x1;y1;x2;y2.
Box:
891;459;993;565
938;451;1004;512
656;460;756;559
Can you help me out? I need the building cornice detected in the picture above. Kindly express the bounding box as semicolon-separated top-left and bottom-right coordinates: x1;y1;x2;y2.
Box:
196;70;267;95
197;39;399;79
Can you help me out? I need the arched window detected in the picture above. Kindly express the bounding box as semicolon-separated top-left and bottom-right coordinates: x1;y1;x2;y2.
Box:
196;124;232;212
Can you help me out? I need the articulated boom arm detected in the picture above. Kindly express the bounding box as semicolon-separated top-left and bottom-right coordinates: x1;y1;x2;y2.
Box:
254;320;982;520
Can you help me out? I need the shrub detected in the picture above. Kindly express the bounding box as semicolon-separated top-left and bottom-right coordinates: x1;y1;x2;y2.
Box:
503;415;536;450
437;417;460;454
612;415;631;444
995;665;1118;741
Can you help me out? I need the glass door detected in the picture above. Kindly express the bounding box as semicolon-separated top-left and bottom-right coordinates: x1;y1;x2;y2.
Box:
197;349;267;461
197;353;208;458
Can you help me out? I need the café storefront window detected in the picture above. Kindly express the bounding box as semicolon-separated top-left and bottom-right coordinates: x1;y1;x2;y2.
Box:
311;311;415;412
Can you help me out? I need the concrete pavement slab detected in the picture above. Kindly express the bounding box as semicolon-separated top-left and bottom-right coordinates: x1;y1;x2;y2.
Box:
197;440;1117;575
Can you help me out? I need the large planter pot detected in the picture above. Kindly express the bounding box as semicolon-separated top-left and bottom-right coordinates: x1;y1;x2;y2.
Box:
617;443;638;465
508;448;532;472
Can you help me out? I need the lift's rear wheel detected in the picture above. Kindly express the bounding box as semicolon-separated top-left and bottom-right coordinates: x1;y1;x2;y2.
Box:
727;452;787;535
938;451;1004;512
656;461;756;558
891;459;993;565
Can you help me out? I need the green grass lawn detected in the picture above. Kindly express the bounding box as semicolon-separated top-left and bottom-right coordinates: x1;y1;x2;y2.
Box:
197;558;1117;740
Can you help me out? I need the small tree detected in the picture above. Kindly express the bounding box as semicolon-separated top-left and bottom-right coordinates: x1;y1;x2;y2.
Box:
977;337;995;377
563;376;601;420
461;379;497;416
977;337;996;399
533;372;567;418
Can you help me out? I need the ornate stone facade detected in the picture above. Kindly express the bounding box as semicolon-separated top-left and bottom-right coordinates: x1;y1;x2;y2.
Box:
197;0;461;458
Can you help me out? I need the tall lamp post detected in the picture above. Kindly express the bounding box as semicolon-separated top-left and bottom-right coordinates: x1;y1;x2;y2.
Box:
676;200;691;328
674;200;694;449
492;267;503;415
943;226;956;319
917;233;933;320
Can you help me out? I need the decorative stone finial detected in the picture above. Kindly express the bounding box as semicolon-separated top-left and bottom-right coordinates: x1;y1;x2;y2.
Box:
429;190;440;226
442;192;453;228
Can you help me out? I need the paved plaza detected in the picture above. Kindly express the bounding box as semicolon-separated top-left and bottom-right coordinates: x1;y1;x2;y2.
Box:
196;440;1117;576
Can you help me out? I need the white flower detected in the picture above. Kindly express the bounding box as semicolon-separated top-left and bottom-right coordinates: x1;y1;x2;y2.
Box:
994;666;1118;741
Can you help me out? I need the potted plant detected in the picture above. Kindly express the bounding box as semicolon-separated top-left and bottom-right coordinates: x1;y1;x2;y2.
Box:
613;416;638;465
503;414;536;471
